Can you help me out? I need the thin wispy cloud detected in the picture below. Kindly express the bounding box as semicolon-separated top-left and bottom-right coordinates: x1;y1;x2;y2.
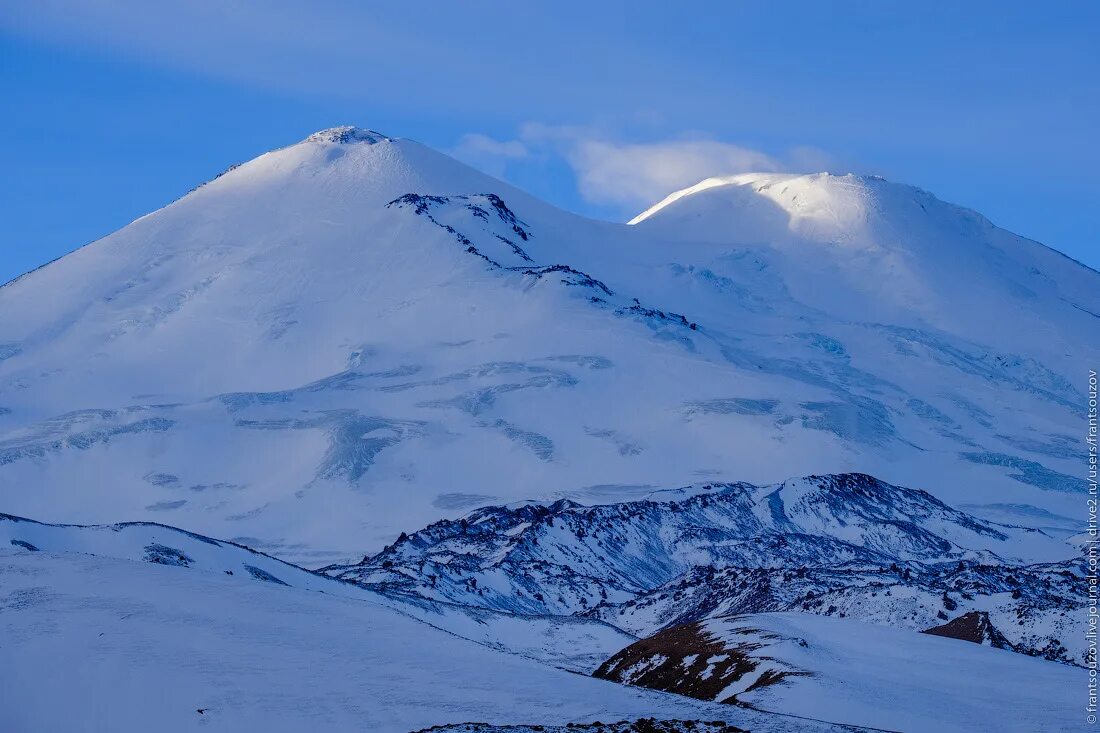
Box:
452;124;839;216
451;134;531;177
561;137;781;209
0;1;695;119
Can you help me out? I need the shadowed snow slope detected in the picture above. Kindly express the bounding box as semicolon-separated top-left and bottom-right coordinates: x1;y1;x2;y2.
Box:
0;128;1094;563
0;512;637;674
2;545;779;733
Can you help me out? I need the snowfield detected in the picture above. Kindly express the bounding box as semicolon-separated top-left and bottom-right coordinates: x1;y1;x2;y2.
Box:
1;534;850;733
0;512;636;673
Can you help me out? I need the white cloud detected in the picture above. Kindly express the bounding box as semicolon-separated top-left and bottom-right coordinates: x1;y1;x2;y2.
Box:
564;138;781;208
450;134;530;177
455;134;529;160
459;124;838;214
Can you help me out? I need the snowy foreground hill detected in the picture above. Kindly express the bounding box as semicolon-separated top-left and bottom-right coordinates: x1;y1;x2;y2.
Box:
0;127;1093;731
0;516;734;733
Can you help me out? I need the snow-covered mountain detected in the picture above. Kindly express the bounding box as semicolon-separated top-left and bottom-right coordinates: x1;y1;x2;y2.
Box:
1;125;1091;732
0;127;1093;565
323;473;1083;665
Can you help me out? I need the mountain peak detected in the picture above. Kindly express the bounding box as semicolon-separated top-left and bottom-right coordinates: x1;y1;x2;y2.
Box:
628;171;898;227
303;126;391;145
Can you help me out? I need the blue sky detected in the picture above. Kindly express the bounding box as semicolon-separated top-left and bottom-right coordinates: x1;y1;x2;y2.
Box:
1;2;1097;284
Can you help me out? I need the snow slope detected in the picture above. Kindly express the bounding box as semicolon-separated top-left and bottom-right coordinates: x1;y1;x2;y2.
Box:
4;516;856;732
0;549;742;733
595;612;1082;732
0;127;1094;563
630;172;1097;357
0;512;635;674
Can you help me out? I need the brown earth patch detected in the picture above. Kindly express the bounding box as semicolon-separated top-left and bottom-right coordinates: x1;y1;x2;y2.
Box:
921;611;1012;649
593;620;804;704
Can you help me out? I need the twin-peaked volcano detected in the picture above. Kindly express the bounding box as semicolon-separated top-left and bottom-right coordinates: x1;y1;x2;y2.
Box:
0;127;1093;563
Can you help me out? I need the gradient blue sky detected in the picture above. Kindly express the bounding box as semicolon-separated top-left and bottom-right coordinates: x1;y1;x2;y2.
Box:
1;2;1097;284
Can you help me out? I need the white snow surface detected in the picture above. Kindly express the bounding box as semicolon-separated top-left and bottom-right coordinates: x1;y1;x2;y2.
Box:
703;612;1082;732
603;611;1081;732
4;517;846;731
0;512;635;673
1;547;766;733
0;128;1094;564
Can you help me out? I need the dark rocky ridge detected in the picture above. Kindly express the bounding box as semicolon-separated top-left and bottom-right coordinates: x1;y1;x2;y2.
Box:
323;473;1081;665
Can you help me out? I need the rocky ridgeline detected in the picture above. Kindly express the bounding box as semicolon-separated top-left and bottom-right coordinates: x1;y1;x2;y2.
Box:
387;192;699;331
323;473;1082;665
